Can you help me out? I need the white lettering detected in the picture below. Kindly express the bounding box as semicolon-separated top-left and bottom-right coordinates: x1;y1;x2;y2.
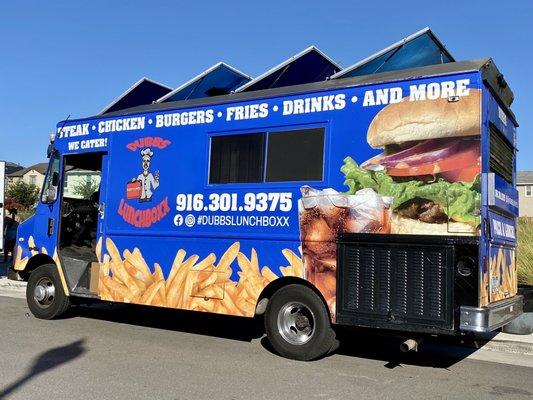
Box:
97;117;145;134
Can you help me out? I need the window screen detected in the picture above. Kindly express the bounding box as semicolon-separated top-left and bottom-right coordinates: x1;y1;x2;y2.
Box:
209;133;264;184
489;123;514;183
265;128;324;182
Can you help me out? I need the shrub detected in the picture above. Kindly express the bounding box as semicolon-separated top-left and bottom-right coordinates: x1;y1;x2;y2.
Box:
517;217;533;286
6;181;39;209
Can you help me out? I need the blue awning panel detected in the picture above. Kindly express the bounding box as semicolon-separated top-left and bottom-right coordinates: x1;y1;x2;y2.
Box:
100;78;172;114
235;46;341;92
331;28;454;79
158;63;251;103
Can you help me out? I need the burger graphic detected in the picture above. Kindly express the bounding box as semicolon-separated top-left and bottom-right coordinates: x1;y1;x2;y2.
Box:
341;89;481;235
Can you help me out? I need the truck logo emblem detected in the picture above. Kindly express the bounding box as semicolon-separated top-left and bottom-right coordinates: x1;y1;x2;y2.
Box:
118;137;172;228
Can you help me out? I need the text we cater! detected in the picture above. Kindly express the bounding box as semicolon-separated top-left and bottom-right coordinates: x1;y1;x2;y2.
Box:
15;33;522;361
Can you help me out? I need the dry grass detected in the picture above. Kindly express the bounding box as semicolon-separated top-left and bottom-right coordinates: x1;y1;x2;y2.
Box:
518;217;533;286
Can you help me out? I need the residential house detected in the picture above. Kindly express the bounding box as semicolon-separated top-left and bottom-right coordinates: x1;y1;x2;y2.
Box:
518;171;533;217
7;163;48;189
63;169;101;199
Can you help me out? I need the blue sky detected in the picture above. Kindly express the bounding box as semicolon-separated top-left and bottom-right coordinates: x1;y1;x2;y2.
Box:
1;1;532;169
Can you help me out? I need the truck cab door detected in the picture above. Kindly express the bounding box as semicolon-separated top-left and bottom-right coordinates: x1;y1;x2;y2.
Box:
96;153;110;255
32;151;62;255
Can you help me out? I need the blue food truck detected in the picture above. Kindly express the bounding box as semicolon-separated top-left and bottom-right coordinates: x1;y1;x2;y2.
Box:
12;32;523;360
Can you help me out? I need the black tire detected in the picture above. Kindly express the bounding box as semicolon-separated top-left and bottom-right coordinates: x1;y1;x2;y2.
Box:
265;284;336;361
26;264;71;320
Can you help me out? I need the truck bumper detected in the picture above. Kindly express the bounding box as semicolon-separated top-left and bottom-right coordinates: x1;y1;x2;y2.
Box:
460;295;523;333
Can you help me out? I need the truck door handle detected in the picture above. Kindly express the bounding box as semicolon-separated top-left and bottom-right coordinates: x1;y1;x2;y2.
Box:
47;218;54;236
98;203;105;234
98;202;105;219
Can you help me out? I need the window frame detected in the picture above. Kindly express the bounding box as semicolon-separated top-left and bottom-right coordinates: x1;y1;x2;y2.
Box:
526;185;533;197
206;123;328;188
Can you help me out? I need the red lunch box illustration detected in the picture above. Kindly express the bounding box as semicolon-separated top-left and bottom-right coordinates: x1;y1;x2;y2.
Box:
126;181;142;199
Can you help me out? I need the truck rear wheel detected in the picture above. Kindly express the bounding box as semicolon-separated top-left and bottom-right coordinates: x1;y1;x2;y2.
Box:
264;284;336;361
26;264;71;320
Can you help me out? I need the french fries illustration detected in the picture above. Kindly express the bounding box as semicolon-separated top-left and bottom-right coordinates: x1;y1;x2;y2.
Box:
13;235;41;271
98;238;304;317
13;244;29;271
488;247;517;303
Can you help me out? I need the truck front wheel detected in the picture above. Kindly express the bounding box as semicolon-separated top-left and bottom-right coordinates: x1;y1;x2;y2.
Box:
264;284;336;361
26;264;71;319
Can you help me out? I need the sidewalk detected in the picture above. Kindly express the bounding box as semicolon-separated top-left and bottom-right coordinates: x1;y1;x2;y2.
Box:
0;259;26;299
475;331;533;355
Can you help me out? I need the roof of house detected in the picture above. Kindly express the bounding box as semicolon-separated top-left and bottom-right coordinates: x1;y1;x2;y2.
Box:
1;161;24;175
518;171;533;184
8;163;48;177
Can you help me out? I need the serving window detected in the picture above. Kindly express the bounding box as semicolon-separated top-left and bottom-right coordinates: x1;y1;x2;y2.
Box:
209;133;264;184
209;127;325;184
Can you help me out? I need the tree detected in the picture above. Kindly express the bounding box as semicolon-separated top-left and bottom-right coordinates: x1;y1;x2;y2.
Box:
6;181;39;209
73;180;99;200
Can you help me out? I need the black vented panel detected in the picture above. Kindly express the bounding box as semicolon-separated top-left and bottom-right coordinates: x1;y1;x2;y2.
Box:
337;238;454;332
489;123;514;183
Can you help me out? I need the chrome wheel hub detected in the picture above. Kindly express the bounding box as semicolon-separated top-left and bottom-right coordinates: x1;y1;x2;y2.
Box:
33;277;55;308
277;301;315;345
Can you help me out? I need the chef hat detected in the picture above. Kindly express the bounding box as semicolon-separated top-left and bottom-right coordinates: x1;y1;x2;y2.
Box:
140;148;154;158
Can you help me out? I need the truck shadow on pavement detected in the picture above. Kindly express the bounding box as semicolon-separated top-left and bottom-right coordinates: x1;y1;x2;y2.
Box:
258;327;484;368
74;302;265;342
332;328;483;369
74;302;481;369
0;339;86;399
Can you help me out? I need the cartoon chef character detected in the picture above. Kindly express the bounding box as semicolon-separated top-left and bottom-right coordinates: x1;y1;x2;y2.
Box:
132;147;160;201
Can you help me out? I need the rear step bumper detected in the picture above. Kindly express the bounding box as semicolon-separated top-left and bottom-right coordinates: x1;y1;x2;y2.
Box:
460;295;523;333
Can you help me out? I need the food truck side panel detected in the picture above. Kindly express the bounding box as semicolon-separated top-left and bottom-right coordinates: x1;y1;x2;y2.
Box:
15;70;485;324
479;85;519;307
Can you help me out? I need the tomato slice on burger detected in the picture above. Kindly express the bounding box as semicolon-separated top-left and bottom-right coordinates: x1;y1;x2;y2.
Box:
370;138;480;182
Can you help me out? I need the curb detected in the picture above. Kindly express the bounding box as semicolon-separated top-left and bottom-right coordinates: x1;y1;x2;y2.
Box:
0;277;27;300
0;277;27;289
479;339;533;355
461;330;533;355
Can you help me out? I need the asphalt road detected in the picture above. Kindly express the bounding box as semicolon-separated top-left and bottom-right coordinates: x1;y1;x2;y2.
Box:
0;296;532;400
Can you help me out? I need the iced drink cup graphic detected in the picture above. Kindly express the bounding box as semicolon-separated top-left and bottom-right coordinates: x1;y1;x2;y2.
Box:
298;186;392;314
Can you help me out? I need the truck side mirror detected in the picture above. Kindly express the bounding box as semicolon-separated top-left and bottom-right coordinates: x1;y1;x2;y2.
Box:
43;187;57;203
47;144;54;158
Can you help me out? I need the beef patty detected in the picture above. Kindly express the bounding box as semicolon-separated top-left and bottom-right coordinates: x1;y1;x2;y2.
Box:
396;198;448;224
